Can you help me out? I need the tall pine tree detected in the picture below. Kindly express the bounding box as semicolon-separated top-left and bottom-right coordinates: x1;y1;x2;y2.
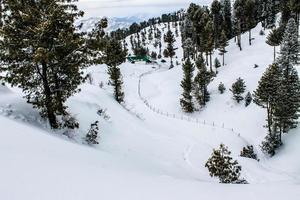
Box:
180;58;195;112
0;0;89;129
104;38;127;103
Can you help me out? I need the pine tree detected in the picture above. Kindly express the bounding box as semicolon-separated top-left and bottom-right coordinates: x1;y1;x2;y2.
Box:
218;30;229;66
254;63;282;135
221;0;233;39
164;30;176;68
180;58;195;112
245;92;253;107
218;82;226;94
272;67;300;137
182;38;195;60
204;19;215;71
263;0;276;29
233;0;247;50
194;56;213;106
205;144;243;184
266;28;283;62
230;78;246;103
273;18;300;136
214;58;221;70
85;121;100;145
104;38;127;103
261;133;282;156
211;0;223;48
0;0;89;129
277;18;299;67
240;145;258;160
245;0;256;45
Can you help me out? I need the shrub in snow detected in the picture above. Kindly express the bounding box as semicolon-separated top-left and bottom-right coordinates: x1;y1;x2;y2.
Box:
259;30;265;35
97;108;110;121
240;145;258;161
218;82;226;94
214;58;221;69
161;59;166;63
151;51;157;60
205;144;245;184
245;92;252;107
62;114;79;130
261;134;282;156
230;78;246;103
85;121;100;145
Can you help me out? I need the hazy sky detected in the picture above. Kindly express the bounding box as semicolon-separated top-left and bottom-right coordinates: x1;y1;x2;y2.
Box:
76;0;213;18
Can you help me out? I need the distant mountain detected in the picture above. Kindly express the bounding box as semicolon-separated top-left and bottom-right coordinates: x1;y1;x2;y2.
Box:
79;14;153;33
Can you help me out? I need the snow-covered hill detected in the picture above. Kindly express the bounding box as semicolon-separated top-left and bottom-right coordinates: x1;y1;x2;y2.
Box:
1;19;300;200
79;15;151;32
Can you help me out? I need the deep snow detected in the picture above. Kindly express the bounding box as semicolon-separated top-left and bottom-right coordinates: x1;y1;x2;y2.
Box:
0;20;300;199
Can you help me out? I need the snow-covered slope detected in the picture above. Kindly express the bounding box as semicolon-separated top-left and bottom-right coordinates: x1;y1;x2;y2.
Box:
79;15;151;32
1;20;300;199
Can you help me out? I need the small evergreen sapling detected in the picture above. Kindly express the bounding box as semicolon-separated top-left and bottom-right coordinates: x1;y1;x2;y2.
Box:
245;92;252;107
230;78;246;103
205;144;244;184
85;121;100;145
240;145;258;161
214;58;221;69
218;82;226;94
261;134;282;156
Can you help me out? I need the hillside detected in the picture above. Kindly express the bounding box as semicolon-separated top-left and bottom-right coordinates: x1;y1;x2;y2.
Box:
1;15;300;199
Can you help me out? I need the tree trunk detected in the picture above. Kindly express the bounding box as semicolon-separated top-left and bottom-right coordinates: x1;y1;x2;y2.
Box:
249;29;252;46
222;53;225;66
209;53;212;72
273;46;276;62
238;34;242;51
54;73;65;115
41;61;58;129
267;104;272;135
206;52;209;66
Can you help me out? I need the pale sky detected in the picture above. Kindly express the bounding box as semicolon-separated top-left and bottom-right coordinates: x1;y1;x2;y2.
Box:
76;0;213;18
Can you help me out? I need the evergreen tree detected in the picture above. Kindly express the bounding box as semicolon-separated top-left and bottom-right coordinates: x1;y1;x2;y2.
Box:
194;56;213;106
218;82;226;94
182;38;195;60
218;30;229;66
233;0;247;50
277;18;299;67
211;0;223;48
205;144;243;184
245;0;257;45
262;0;276;29
230;78;246;103
164;30;176;68
180;58;195;112
254;63;281;135
85;121;100;145
0;0;89;129
245;92;253;107
261;133;282;156
104;38;127;103
214;58;221;72
204;19;215;71
221;0;233;39
240;145;258;160
272;67;300;137
266;28;283;62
